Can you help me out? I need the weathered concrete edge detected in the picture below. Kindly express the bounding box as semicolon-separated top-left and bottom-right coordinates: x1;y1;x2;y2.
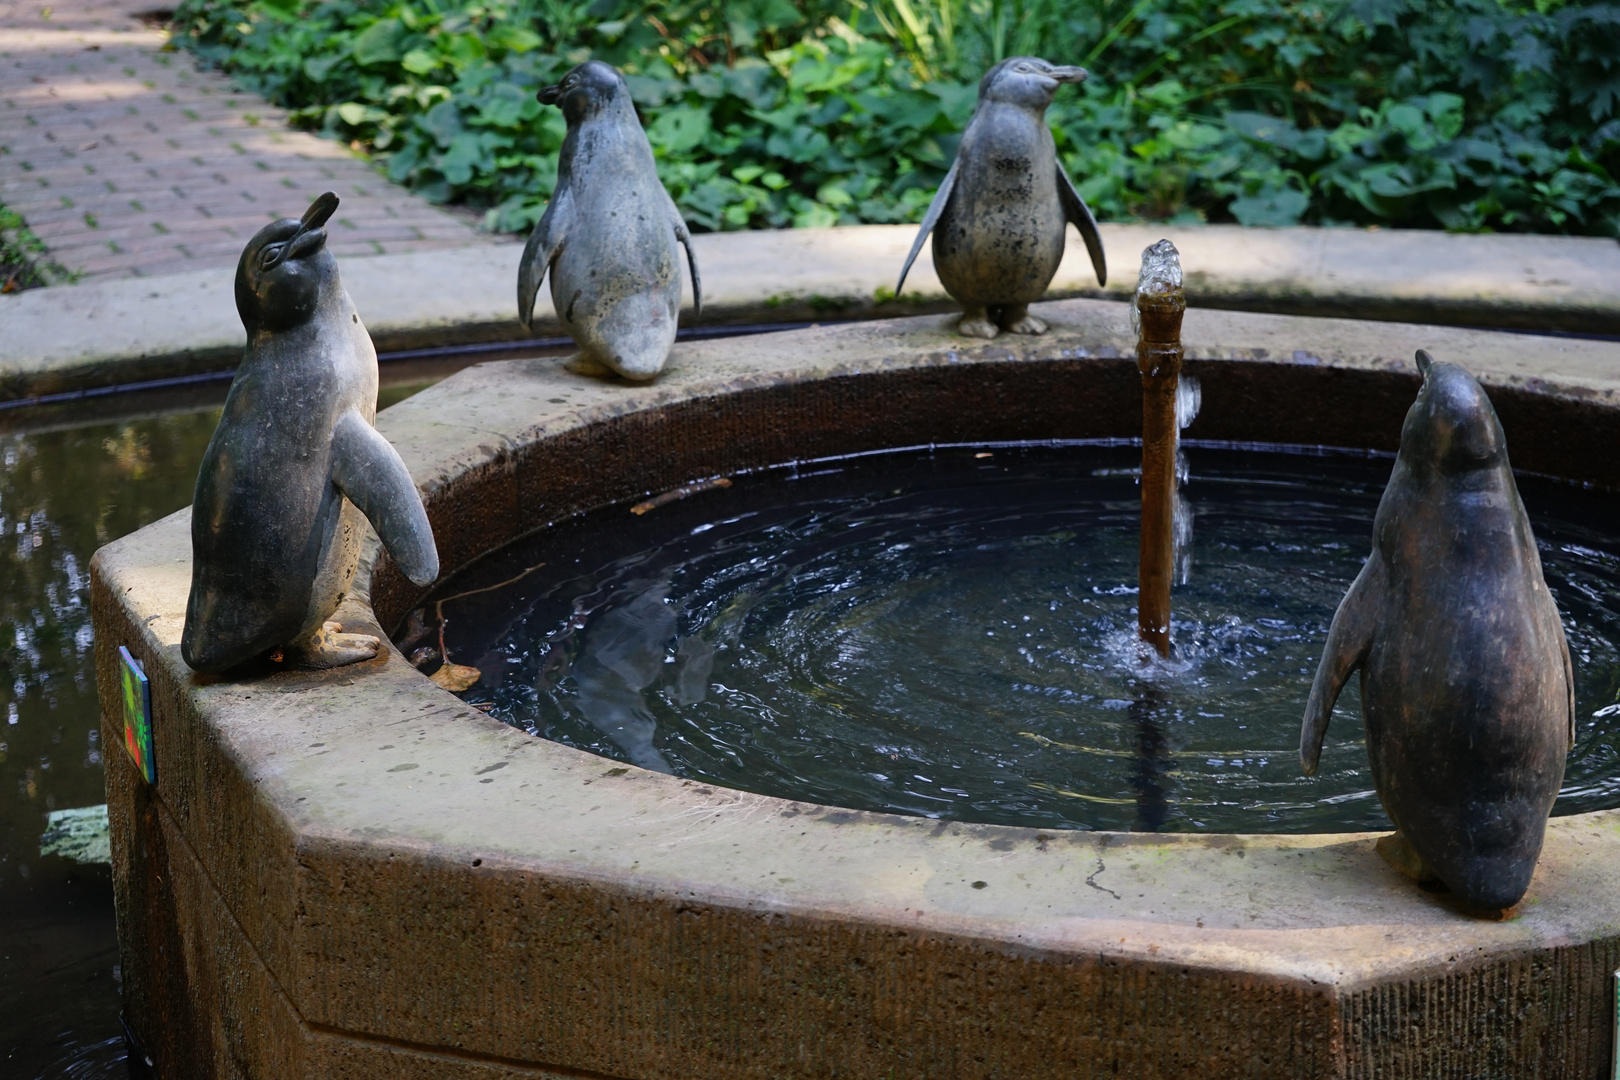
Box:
11;222;1620;403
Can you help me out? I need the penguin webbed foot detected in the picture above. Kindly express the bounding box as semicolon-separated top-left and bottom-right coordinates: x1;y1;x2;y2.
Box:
1375;832;1444;887
563;353;619;380
999;305;1048;335
289;621;382;669
957;307;1000;340
1377;832;1528;920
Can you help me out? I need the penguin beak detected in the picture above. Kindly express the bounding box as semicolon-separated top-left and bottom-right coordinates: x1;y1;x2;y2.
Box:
1050;65;1088;84
300;191;339;232
537;83;561;105
287;190;338;260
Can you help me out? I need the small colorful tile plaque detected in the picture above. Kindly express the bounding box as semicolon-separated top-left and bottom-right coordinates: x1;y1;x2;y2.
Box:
118;646;155;785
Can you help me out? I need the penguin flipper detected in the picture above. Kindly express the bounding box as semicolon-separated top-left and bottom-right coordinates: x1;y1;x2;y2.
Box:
330;410;440;588
1056;163;1107;288
518;185;571;330
896;156;959;296
1560;613;1576;749
1300;553;1382;775
663;192;702;320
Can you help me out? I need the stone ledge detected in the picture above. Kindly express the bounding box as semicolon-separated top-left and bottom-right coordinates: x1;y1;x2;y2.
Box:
92;300;1620;1078
10;223;1620;403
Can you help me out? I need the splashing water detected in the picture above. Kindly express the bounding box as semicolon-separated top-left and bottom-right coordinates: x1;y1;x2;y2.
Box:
1173;375;1201;585
1130;238;1183;339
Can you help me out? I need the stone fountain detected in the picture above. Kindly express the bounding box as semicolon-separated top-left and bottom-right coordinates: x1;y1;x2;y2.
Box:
92;290;1620;1078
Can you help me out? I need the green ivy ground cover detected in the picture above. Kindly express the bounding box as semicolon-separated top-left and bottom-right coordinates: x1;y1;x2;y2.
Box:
170;0;1620;237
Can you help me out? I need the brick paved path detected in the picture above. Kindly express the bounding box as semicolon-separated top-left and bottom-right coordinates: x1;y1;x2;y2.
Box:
0;0;496;282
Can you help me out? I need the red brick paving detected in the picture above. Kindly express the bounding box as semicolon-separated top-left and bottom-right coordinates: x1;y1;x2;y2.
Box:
0;0;500;282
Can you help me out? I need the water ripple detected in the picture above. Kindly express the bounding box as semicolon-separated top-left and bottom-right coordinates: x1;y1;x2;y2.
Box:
433;444;1620;834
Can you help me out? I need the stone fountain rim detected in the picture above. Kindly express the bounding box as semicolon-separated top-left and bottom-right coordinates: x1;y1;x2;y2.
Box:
93;296;1620;1019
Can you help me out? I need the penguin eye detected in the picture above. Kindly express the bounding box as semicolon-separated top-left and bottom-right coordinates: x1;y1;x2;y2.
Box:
258;244;285;270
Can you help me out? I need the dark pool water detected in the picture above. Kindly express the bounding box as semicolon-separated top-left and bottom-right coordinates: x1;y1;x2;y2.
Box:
428;443;1620;834
0;378;438;1079
0;404;218;1078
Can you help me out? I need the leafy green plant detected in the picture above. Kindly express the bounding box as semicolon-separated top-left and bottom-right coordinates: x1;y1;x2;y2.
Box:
167;0;1620;237
0;204;70;293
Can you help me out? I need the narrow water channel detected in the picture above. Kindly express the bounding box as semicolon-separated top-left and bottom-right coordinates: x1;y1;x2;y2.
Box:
0;378;440;1078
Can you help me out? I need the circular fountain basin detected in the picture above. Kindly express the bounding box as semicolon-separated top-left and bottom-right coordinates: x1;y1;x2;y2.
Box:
93;299;1620;1079
424;441;1620;837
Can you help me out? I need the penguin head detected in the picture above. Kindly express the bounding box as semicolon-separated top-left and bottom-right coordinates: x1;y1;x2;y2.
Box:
979;56;1087;110
538;60;631;124
235;191;340;335
1400;351;1507;476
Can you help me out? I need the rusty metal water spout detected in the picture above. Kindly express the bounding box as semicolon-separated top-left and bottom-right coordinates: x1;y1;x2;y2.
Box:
1134;240;1185;657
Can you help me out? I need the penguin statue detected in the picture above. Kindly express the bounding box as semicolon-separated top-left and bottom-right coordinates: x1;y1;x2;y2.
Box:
182;192;440;673
518;60;702;381
896;56;1106;339
1301;351;1574;913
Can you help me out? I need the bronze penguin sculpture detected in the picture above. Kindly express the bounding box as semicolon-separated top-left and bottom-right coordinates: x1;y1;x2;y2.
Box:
895;56;1106;339
182;192;440;673
1301;351;1573;912
518;60;702;382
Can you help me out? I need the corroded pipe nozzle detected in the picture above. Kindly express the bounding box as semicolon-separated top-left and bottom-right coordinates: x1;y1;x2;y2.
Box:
1136;239;1185;659
1134;238;1186;378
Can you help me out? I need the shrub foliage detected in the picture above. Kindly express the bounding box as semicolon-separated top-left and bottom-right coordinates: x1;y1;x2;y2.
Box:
171;0;1620;236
